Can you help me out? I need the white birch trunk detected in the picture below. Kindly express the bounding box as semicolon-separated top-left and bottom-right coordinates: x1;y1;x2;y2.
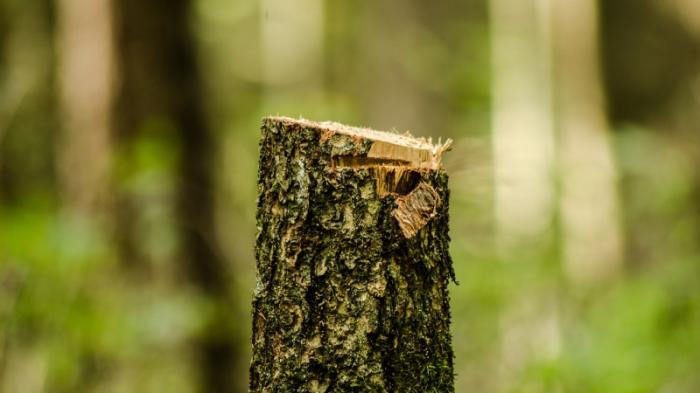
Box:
553;0;623;286
491;0;556;250
490;0;561;388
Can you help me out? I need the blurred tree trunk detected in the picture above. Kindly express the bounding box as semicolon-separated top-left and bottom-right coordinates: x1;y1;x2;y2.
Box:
259;0;324;114
53;0;114;390
0;0;57;205
490;0;555;250
489;0;560;389
600;0;700;125
55;0;113;215
666;0;700;249
552;0;623;286
359;0;426;133
112;1;240;392
600;0;700;263
0;0;56;390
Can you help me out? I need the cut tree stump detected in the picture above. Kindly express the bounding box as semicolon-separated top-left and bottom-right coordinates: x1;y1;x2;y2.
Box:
250;117;455;392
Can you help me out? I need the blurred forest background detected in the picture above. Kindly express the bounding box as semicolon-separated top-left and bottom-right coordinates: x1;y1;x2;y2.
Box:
1;0;699;392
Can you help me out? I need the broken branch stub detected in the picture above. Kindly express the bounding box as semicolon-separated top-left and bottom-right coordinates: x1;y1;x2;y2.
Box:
251;116;455;392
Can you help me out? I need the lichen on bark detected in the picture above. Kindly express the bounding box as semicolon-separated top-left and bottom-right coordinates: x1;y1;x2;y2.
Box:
251;117;455;393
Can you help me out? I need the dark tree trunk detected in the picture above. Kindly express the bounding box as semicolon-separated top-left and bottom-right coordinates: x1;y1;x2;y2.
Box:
111;1;239;391
251;117;455;393
0;0;57;206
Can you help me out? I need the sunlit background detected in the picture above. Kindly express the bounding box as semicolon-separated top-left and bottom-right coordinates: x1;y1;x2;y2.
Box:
1;0;699;392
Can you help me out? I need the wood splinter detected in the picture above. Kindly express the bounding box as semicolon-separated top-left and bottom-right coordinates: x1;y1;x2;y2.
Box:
251;116;455;392
392;181;442;238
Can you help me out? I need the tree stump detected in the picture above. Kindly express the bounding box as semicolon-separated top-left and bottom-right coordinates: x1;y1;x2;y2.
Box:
251;117;455;392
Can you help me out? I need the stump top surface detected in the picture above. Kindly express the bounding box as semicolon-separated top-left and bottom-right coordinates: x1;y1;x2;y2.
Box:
266;116;450;152
265;116;452;170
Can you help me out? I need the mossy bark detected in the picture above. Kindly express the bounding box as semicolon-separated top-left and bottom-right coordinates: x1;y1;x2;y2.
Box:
251;117;454;393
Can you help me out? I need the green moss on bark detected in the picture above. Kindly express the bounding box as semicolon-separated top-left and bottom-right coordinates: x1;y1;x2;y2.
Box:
251;117;454;393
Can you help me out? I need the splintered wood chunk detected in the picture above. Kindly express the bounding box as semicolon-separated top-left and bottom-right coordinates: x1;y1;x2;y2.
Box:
392;182;442;238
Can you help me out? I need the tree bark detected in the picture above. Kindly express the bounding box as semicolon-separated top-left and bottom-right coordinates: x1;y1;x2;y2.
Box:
250;117;455;393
